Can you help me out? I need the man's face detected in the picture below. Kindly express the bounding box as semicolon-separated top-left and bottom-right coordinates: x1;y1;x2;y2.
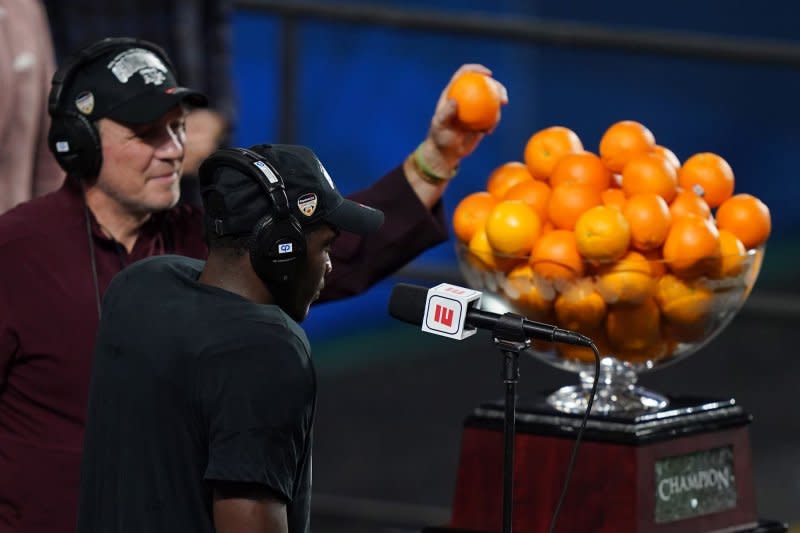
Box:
94;106;187;214
278;225;338;322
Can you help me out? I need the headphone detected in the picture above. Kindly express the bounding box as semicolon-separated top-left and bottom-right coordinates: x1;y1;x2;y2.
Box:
47;37;175;180
199;147;307;285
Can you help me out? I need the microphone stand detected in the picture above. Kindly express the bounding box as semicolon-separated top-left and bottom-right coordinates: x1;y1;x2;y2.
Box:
492;313;530;533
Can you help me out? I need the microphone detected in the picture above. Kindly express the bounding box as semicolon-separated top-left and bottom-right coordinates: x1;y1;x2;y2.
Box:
388;282;592;347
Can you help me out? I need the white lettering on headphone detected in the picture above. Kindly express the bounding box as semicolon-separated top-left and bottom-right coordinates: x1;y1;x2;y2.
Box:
253;161;280;184
108;49;167;85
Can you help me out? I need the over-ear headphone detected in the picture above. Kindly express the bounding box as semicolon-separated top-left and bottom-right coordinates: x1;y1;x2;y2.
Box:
199;147;307;284
47;37;174;180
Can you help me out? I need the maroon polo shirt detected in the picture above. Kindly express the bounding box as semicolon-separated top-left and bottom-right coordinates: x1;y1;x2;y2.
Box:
0;168;447;532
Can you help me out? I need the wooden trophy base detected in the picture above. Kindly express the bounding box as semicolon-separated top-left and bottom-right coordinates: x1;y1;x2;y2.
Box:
441;395;786;533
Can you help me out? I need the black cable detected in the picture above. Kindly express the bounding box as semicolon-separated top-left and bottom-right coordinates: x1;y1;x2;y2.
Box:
84;203;102;319
547;341;601;533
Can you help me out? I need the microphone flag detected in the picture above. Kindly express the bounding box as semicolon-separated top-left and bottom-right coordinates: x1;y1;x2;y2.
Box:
421;283;482;340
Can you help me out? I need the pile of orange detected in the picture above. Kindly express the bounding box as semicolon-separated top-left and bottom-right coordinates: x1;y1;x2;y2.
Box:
452;120;771;364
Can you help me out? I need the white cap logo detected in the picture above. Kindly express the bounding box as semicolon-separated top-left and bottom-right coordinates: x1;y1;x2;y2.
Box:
107;48;168;86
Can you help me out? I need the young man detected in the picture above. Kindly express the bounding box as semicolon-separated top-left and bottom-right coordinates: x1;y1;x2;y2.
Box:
77;144;383;532
0;37;504;532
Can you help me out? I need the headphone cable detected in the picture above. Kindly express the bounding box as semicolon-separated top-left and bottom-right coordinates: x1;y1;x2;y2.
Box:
84;202;102;319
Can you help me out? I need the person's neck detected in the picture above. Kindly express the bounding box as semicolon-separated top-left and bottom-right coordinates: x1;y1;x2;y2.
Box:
84;186;151;253
198;254;272;305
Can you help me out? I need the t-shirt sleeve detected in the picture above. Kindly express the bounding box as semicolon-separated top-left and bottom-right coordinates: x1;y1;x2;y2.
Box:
197;327;314;502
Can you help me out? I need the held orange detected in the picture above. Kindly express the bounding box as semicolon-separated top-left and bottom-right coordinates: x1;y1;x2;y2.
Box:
622;193;672;251
549;151;612;191
524;126;583;180
574;205;631;262
487;162;534;199
452;191;497;243
715;193;771;249
447;71;502;131
599;120;656;173
485;200;542;257
677;152;735;208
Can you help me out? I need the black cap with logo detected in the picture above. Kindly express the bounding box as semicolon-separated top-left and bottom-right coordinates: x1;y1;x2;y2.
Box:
200;144;384;237
60;44;207;124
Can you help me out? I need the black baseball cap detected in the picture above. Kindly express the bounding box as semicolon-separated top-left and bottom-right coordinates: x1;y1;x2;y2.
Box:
200;144;384;237
56;39;207;124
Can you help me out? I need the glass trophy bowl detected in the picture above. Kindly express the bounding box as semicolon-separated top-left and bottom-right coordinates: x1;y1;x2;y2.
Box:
455;242;765;415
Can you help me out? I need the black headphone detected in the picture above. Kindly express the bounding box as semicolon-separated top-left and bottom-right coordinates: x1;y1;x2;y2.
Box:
47;37;175;180
199;147;307;285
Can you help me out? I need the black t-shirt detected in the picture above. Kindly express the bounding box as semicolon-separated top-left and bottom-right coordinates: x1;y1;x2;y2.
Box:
77;255;316;533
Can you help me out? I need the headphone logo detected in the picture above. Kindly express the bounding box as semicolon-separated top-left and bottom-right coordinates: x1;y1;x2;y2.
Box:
75;92;95;115
278;243;294;254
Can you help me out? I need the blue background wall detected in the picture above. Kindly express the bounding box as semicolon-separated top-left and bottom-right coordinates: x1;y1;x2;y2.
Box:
230;2;800;339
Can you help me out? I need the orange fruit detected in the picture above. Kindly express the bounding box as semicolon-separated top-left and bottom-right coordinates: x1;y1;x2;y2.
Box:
653;145;681;170
452;191;497;243
655;274;715;338
599;120;656;173
547;184;603;231
715;193;771;249
549;151;612;191
485;201;542;257
622;193;672;251
606;298;661;352
715;229;746;278
615;338;674;365
557;328;611;363
541;220;555;234
503;179;551;220
487;162;535;199
530;230;585;282
554;279;607;331
601;188;627;211
677;152;735;208
505;264;554;320
446;72;501;131
595;250;655;305
621;152;678;202
524;126;584;180
669;189;711;221
662;214;721;278
467;226;516;273
574;205;631;262
642;249;668;277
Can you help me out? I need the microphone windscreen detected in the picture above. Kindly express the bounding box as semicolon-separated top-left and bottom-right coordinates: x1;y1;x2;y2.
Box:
387;283;429;326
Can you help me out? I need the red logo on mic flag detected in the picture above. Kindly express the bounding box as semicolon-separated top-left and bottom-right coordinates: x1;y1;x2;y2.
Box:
433;303;455;327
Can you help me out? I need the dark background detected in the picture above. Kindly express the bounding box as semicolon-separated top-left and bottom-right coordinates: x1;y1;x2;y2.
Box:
228;2;800;530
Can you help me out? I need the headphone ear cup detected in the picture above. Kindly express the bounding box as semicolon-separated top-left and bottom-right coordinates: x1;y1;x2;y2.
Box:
48;112;103;180
249;215;307;284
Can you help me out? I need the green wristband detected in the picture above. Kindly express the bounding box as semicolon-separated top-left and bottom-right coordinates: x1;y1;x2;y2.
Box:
413;144;458;184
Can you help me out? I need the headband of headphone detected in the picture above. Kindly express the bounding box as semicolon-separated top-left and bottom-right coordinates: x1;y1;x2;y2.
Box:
199;147;306;284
